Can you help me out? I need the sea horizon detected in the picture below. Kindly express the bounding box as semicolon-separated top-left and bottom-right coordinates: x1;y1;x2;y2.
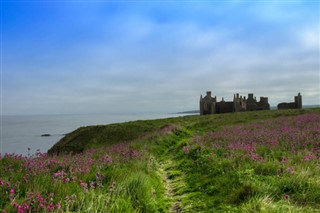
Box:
0;112;197;156
1;105;319;156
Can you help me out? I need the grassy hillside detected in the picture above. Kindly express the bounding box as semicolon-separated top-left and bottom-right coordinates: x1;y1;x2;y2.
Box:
2;108;320;212
48;120;166;154
48;109;316;154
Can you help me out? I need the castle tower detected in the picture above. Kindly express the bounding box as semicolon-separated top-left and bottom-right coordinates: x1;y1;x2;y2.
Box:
259;97;270;110
247;93;258;111
294;93;302;109
200;91;216;115
233;93;241;112
248;93;254;101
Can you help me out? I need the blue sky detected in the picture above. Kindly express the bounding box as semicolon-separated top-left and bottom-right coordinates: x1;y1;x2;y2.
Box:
1;1;319;115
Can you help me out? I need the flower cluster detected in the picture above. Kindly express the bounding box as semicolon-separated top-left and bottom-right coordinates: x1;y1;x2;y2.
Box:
183;113;320;164
0;141;141;212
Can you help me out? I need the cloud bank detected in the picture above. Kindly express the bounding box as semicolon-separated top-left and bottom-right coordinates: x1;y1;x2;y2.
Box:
2;2;319;115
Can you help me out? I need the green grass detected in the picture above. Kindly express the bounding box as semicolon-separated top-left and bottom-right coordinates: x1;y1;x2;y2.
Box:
48;121;166;154
49;109;314;155
1;108;320;212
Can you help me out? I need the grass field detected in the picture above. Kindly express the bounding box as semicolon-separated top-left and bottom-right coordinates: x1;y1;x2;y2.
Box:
1;108;320;212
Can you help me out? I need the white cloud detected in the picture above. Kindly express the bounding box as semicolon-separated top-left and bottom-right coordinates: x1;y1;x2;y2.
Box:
2;2;319;115
298;28;319;50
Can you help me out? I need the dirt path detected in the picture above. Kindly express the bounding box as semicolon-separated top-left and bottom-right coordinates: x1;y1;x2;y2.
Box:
149;124;189;212
157;160;185;213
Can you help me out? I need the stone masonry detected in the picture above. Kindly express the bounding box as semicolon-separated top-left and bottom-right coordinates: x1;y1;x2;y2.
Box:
200;91;270;115
277;93;302;110
200;91;302;115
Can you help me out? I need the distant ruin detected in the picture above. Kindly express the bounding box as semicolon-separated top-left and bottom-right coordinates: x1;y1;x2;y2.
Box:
200;91;270;115
277;93;302;110
200;91;302;115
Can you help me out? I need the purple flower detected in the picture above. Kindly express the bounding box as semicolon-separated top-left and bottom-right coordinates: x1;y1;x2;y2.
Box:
281;156;287;164
183;146;190;154
304;154;314;161
47;203;55;211
56;202;61;209
286;166;295;174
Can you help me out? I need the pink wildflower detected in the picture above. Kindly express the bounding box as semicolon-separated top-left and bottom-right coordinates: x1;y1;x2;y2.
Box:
183;146;190;154
286;166;295;174
56;202;61;209
47;203;55;211
90;181;95;189
22;203;29;210
281;156;287;164
304;154;314;161
53;171;61;178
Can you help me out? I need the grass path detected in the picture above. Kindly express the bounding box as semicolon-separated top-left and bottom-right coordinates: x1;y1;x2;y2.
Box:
157;159;184;212
153;129;191;212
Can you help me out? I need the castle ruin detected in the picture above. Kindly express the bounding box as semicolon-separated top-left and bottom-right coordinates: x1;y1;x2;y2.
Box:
277;93;302;110
200;91;270;115
200;91;303;115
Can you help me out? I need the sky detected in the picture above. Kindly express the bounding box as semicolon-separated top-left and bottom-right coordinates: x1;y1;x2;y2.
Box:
1;1;319;115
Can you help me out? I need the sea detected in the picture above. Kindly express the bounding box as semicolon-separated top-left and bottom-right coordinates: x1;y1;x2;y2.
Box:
1;113;196;156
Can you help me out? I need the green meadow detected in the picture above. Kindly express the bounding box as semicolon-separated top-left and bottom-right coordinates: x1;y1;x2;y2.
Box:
1;108;320;212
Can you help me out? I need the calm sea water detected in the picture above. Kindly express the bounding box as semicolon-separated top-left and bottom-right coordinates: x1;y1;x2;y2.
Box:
1;113;194;156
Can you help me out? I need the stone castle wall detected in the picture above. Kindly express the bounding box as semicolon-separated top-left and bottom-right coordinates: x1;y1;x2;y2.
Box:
200;91;301;115
277;93;302;110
